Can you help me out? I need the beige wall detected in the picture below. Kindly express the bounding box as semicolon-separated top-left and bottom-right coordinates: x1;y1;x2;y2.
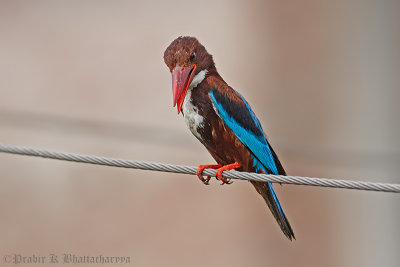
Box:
0;1;399;266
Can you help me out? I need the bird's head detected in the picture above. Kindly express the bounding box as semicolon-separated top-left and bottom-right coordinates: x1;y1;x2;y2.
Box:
164;36;214;113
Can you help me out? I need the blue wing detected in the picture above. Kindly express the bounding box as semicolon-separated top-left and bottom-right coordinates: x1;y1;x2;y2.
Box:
209;88;279;175
209;88;294;240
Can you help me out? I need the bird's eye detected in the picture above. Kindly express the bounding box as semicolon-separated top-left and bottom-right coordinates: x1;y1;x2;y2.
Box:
190;51;196;61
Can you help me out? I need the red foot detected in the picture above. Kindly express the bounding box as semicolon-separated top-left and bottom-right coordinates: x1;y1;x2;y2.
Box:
215;162;241;184
197;164;222;185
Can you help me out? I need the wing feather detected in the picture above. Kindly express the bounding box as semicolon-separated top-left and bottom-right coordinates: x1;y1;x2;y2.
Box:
209;87;295;240
209;88;278;174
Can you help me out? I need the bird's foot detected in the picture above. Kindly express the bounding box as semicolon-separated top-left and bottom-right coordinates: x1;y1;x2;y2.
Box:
215;162;241;185
196;164;222;185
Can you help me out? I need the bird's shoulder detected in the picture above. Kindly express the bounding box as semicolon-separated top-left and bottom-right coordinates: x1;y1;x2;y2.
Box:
207;83;264;137
205;76;244;104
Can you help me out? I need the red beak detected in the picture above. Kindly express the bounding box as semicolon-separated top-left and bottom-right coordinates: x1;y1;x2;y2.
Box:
172;64;196;113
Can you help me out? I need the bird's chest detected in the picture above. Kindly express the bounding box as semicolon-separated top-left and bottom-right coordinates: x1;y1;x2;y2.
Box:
182;90;205;140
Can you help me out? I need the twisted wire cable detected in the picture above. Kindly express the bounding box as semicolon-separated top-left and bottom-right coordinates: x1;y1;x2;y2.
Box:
0;143;399;193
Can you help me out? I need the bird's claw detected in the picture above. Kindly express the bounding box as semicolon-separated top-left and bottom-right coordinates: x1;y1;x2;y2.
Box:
215;171;233;185
200;176;211;185
196;164;222;185
216;176;233;185
196;163;240;185
214;162;241;185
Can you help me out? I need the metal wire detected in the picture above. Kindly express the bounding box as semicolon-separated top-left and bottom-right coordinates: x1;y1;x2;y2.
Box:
0;143;399;193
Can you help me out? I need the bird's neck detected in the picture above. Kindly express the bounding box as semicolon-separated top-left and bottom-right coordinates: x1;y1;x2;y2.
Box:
189;69;208;90
188;66;225;92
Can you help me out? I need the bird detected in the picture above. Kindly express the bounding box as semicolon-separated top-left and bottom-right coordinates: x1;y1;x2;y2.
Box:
163;36;294;240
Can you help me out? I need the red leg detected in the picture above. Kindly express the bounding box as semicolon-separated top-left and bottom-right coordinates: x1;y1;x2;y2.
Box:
196;164;222;185
215;162;241;184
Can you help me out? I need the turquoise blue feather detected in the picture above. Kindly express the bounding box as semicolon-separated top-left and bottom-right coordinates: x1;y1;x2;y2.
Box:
209;90;286;218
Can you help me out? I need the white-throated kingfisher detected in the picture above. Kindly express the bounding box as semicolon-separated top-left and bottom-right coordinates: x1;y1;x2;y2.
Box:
163;36;295;240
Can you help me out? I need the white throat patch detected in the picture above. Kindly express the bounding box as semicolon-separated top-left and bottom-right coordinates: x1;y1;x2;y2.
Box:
182;69;207;140
189;70;207;90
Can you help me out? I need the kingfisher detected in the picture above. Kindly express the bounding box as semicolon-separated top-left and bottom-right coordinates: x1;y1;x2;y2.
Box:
163;36;295;240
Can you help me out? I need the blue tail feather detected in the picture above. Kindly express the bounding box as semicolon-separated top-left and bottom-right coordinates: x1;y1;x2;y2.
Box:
251;156;295;240
268;182;285;217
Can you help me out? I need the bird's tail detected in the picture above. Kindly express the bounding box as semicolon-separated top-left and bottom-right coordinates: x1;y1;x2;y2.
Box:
251;180;295;240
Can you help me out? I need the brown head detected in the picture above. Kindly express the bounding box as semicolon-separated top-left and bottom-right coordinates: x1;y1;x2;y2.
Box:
163;36;214;113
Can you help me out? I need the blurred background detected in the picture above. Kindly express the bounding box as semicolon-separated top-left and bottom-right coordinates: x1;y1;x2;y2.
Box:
0;1;399;266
